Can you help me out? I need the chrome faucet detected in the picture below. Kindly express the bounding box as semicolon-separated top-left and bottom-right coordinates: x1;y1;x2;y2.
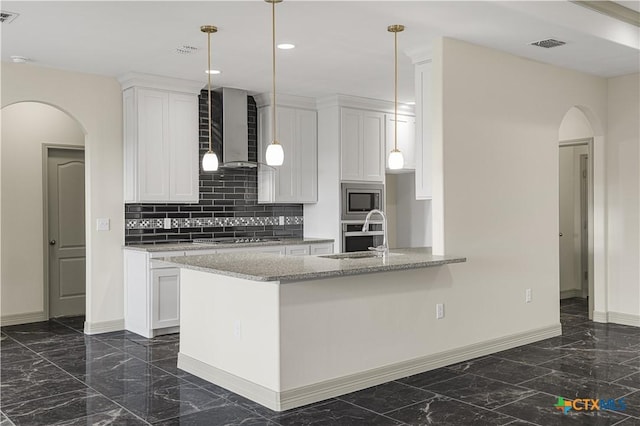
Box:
362;209;388;258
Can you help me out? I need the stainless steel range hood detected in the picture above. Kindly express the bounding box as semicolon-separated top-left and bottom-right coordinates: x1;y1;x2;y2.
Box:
219;87;257;168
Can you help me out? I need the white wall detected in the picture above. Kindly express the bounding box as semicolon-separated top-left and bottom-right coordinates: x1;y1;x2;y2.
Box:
559;107;594;141
430;38;607;338
1;103;84;319
606;73;640;323
1;63;124;331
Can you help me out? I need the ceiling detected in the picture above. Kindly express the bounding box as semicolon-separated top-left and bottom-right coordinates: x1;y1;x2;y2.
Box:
2;1;639;103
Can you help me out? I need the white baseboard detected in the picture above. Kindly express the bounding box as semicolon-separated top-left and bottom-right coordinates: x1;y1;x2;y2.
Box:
593;311;640;327
179;323;561;412
1;311;46;326
560;289;583;299
84;318;124;335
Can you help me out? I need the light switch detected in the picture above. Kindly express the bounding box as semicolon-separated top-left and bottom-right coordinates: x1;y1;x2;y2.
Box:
97;218;110;231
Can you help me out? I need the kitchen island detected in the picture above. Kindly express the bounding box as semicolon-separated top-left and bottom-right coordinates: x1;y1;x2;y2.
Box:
163;248;466;411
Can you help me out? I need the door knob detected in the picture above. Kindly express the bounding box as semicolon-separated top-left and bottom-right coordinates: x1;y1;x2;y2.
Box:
49;240;56;245
559;233;563;237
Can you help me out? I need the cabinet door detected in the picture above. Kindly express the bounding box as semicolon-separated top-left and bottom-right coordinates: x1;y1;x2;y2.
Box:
285;245;310;256
151;268;180;329
340;108;363;181
415;61;433;199
257;107;275;203
362;111;385;182
169;93;199;203
386;114;416;171
297;109;318;203
137;89;170;201
310;243;334;255
274;107;297;202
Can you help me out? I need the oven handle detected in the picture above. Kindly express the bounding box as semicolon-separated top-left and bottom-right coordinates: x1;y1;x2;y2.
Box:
343;231;385;237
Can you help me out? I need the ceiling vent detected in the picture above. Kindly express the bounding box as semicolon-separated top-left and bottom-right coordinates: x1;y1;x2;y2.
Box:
175;45;198;55
530;39;566;48
0;10;19;24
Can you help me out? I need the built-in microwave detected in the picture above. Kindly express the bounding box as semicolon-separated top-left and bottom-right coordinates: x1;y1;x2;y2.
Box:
341;182;384;221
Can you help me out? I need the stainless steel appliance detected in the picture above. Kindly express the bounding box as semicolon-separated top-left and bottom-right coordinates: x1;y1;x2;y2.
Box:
341;183;384;221
342;222;384;252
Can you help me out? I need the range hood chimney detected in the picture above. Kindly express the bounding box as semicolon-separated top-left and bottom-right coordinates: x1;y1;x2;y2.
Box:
220;87;257;168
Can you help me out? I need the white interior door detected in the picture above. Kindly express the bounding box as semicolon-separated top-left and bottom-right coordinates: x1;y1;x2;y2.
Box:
48;148;86;317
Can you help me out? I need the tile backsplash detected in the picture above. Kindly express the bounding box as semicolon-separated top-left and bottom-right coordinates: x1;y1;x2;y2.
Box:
124;92;303;245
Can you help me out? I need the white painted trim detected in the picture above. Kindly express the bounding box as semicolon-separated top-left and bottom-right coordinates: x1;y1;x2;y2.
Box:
406;46;433;65
603;311;640;327
117;72;204;94
593;310;608;323
254;93;316;110
316;94;415;115
179;324;560;412
560;289;583;299
84;318;124;335
1;311;47;326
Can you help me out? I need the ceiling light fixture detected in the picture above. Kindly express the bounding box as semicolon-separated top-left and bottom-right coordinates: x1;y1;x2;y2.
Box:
201;25;220;172
265;0;284;167
387;24;405;170
277;43;295;50
205;69;221;75
10;55;29;63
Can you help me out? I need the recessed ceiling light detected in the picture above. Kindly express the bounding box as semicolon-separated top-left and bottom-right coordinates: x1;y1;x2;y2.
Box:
205;69;221;75
405;101;416;106
277;43;295;50
10;55;29;63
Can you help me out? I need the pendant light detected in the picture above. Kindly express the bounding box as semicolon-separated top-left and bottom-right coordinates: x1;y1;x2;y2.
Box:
387;24;405;170
264;0;284;166
201;25;219;172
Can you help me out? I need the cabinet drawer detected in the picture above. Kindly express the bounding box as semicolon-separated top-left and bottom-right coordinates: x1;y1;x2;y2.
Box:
149;250;186;259
285;245;310;256
310;243;334;255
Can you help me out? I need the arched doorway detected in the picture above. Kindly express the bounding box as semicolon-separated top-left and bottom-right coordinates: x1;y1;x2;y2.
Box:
558;106;605;324
1;101;87;324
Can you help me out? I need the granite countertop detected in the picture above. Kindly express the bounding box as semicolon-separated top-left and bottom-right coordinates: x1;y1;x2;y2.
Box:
161;247;466;282
124;238;334;252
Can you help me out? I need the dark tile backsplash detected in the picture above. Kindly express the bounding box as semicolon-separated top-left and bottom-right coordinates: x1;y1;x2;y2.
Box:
124;91;303;245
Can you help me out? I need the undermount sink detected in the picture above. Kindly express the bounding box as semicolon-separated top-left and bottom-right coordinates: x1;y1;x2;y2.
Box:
320;251;404;260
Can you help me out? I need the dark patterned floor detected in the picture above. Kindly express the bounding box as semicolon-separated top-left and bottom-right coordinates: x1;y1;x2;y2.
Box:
1;298;639;425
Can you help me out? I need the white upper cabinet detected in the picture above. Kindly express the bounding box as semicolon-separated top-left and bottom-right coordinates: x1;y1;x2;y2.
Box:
120;73;202;203
340;108;385;182
414;61;433;199
385;114;416;171
257;94;318;204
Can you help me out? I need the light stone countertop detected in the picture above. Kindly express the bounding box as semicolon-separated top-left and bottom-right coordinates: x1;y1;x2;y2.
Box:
124;237;334;252
160;247;466;282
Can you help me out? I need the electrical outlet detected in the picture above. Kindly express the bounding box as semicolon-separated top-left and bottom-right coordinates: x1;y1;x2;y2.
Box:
525;288;532;303
233;320;242;340
279;216;285;225
96;218;110;231
436;303;444;319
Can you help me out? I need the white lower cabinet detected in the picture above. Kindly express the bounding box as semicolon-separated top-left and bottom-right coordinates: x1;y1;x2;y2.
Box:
124;241;334;337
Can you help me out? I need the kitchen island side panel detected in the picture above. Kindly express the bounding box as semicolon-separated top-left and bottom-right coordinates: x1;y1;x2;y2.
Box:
178;268;281;390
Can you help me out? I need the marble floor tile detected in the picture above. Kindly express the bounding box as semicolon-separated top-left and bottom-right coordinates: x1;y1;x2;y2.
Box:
274;399;401;426
0;345;41;366
2;389;121;426
529;334;582;349
496;392;629;426
540;351;640;382
615;418;640;425
385;394;514;426
2;320;80;341
615;373;640;390
624;357;640;367
424;374;536;410
493;345;569;365
39;340;128;376
562;314;591;327
447;356;553;385
0;336;20;350
151;357;218;388
153;403;275;426
338;380;436;414
223;393;334;420
619;390;640;418
521;371;636;400
0;412;14;426
49;408;148;426
0;358;86;407
112;382;226;423
396;367;466;389
52;316;86;331
124;341;180;362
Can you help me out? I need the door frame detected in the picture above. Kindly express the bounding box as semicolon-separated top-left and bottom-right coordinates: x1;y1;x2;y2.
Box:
559;138;594;319
42;144;86;320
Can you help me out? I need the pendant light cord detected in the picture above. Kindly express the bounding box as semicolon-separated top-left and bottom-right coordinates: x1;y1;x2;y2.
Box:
271;0;277;145
394;29;398;152
207;30;213;153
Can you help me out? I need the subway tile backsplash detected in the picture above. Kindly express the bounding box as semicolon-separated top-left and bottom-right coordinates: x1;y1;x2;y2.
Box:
124;92;304;245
